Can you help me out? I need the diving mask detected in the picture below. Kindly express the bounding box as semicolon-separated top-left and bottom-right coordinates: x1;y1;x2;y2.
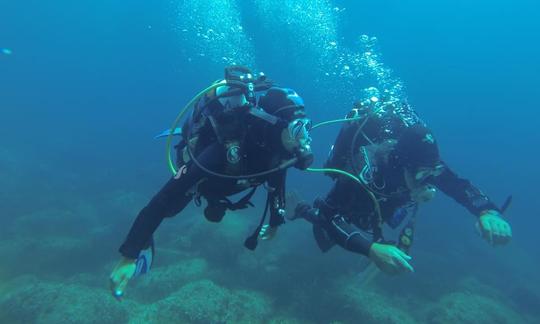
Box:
282;118;313;169
282;118;312;151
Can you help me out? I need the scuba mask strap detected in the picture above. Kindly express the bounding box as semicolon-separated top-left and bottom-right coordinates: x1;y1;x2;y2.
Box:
272;104;303;118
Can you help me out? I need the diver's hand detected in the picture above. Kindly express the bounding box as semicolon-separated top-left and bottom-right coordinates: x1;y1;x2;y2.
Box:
478;210;512;246
109;257;136;300
368;243;414;275
259;224;278;241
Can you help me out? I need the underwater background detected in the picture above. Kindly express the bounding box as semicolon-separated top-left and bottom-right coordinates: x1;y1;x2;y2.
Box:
1;0;539;323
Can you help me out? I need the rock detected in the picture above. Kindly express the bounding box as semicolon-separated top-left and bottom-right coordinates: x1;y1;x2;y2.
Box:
227;289;273;323
269;317;311;324
154;279;229;323
425;291;524;324
508;285;540;316
131;258;209;302
331;275;417;324
0;277;129;324
148;279;273;323
127;303;160;324
341;286;417;324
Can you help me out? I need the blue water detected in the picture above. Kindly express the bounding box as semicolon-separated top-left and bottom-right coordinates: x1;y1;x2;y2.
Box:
1;1;539;323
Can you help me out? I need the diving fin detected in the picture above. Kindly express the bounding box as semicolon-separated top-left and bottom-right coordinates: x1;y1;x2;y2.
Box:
155;128;182;139
133;237;154;277
313;225;335;253
501;195;513;214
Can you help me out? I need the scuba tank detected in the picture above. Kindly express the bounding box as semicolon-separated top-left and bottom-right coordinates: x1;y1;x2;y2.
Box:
320;87;428;254
176;65;313;180
160;67;313;252
181;66;273;174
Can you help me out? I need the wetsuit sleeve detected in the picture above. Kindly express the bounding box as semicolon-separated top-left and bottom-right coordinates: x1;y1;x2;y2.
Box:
267;170;287;227
324;214;373;256
430;162;500;217
119;143;224;259
316;182;374;257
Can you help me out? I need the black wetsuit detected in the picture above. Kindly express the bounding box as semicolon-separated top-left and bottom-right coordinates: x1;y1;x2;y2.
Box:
305;163;500;256
298;118;500;257
120;130;289;260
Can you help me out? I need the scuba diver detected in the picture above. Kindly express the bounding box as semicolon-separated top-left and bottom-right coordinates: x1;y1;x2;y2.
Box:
292;87;512;275
110;66;314;298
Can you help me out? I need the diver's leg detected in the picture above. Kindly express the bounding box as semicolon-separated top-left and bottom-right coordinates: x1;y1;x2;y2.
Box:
292;188;340;224
295;194;373;256
119;143;224;259
293;201;321;223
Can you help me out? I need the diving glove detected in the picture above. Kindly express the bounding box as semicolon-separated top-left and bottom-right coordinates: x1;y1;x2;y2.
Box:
477;210;512;246
368;243;414;275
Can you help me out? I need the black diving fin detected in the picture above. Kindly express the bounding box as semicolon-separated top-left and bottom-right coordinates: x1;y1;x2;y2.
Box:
501;195;513;214
313;224;336;253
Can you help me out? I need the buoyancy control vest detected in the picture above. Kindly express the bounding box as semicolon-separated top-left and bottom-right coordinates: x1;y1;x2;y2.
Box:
169;66;313;244
322;100;424;245
179;66;312;178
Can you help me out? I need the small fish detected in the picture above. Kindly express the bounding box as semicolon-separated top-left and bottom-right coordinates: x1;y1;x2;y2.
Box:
1;48;12;55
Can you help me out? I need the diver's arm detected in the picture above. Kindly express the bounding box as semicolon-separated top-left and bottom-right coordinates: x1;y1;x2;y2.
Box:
324;214;373;256
431;162;512;245
431;162;500;216
119;143;223;259
318;181;373;256
119;177;194;259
